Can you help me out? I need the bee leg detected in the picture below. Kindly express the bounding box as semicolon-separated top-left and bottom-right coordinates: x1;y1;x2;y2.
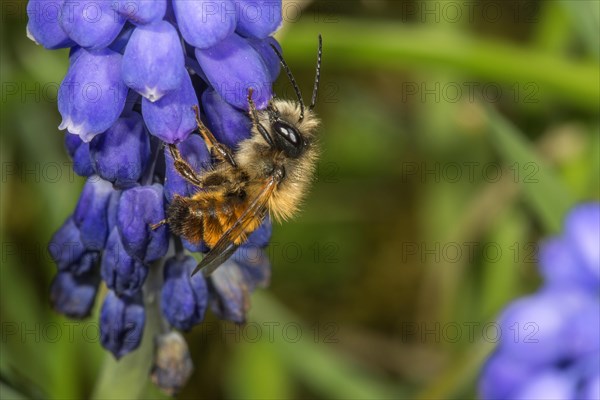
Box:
167;144;205;187
247;88;274;147
150;219;166;230
192;105;237;168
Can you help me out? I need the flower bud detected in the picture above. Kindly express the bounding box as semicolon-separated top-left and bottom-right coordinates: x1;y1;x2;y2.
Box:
202;89;252;149
173;0;236;49
161;256;208;331
48;217;88;274
236;0;282;39
65;134;94;176
107;190;121;232
73;176;114;249
59;1;126;50
58;48;128;142
564;301;600;359
234;219;272;289
100;290;145;359
50;270;100;318
209;261;250;323
117;184;169;263
248;37;282;82
114;0;166;25
89;113;150;188
151;331;193;395
26;0;75;49
195;33;272;110
101;228;148;297
540;203;600;294
122;21;185;102
142;71;199;144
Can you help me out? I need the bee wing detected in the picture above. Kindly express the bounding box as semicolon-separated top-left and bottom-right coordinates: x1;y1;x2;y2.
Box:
192;170;281;277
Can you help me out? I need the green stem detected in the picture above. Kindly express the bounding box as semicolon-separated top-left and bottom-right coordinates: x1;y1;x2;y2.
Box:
416;339;495;399
484;104;574;233
278;19;599;111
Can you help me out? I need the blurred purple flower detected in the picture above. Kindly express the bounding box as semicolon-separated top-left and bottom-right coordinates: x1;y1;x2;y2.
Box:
479;203;600;400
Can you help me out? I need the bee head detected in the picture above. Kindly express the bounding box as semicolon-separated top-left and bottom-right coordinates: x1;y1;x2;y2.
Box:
257;35;322;158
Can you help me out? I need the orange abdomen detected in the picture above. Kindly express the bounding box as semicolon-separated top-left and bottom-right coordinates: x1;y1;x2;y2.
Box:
166;191;261;249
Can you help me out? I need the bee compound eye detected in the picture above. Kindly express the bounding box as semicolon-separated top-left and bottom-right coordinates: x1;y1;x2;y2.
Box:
273;121;301;147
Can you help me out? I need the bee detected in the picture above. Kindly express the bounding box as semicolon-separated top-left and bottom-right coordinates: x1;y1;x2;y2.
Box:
152;35;323;277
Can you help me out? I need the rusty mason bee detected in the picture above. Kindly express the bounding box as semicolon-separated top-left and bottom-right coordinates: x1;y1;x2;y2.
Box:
152;36;323;276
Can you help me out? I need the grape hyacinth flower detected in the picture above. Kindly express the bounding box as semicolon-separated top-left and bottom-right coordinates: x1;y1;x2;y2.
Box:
479;203;600;400
29;0;282;391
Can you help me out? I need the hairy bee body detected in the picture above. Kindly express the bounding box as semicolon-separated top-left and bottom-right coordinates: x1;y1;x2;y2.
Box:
157;36;323;276
168;189;260;248
167;99;319;249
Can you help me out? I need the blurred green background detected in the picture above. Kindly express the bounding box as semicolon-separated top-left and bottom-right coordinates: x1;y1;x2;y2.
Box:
1;0;599;399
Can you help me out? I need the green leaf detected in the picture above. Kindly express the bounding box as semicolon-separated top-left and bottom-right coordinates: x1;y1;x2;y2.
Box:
480;209;530;317
278;20;600;111
226;339;293;399
484;105;574;233
249;292;406;399
416;340;495;399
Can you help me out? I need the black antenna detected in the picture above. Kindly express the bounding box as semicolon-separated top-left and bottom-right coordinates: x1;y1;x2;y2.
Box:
270;44;306;121
309;34;322;110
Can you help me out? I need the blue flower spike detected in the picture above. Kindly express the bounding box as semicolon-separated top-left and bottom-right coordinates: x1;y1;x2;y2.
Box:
39;0;285;386
479;203;600;400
